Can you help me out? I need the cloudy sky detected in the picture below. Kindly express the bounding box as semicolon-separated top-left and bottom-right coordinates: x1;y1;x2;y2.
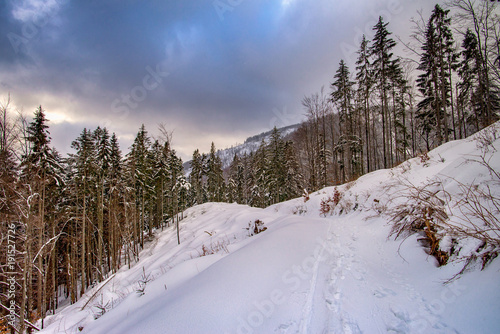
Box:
0;0;441;160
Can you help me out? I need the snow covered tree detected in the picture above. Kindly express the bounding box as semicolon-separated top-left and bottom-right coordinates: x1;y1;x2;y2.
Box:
149;140;164;233
167;149;187;244
127;124;152;249
19;106;64;326
108;132;124;273
355;34;374;173
389;58;410;164
206;142;225;202
266;127;286;204
282;140;302;201
458;28;500;135
0;98;24;330
189;149;205;205
69;127;97;295
450;0;500;130
331;60;361;181
370;16;397;168
93;127;111;279
301;88;332;189
227;154;245;204
250;139;268;207
416;4;458;149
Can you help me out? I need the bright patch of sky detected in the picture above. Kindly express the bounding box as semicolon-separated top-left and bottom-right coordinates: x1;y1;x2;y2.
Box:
10;0;61;22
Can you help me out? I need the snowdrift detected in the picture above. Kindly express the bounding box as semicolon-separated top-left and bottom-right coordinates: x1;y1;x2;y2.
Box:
39;124;500;333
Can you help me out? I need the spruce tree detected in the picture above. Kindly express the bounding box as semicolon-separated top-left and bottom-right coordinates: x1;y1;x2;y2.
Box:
167;149;186;244
449;0;500;130
150;140;164;233
127;124;152;248
458;28;500;134
251;139;268;208
331;60;356;182
282;140;302;201
93;127;111;278
108;132;123;272
20;106;63;324
69;127;97;295
189;149;205;205
228;154;244;204
389;59;409;164
266;127;285;204
206;142;224;202
370;17;397;168
355;35;373;173
416;5;458;149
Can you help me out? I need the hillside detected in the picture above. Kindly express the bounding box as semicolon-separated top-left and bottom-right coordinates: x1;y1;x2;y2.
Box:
184;123;301;172
39;123;500;334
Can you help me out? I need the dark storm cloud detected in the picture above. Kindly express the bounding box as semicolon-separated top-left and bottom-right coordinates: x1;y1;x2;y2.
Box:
0;0;441;159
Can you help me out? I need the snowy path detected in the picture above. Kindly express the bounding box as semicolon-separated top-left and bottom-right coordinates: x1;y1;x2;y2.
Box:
255;210;455;334
40;203;500;334
290;213;463;334
293;218;360;334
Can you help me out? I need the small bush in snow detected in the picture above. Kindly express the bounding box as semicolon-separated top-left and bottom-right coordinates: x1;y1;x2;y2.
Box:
387;180;451;266
246;219;267;236
449;178;500;272
200;244;211;257
303;189;310;202
320;188;342;216
292;204;307;215
446;131;500;274
388;153;500;272
198;239;230;257
474;122;499;151
395;161;412;174
92;297;111;320
420;152;430;166
136;267;152;296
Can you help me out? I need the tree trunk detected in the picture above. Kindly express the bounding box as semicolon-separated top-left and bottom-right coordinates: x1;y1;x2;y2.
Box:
80;182;86;297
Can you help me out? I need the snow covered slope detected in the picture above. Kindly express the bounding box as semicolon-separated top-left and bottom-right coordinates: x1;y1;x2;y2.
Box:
184;123;300;172
40;124;500;333
216;124;300;169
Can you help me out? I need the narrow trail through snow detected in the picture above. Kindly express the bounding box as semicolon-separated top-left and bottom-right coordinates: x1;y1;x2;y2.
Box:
286;214;462;334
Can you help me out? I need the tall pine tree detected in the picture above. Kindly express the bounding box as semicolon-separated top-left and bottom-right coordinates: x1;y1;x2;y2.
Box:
370;17;398;168
416;5;458;149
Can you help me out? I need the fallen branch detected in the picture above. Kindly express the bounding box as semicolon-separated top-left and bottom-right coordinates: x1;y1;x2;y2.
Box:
81;274;116;310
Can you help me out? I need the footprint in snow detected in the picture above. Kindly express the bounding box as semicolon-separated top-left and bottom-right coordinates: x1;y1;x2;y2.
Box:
373;286;397;298
351;270;364;281
277;321;299;333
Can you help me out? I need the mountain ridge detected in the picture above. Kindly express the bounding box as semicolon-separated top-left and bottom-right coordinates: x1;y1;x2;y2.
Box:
183;123;301;172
